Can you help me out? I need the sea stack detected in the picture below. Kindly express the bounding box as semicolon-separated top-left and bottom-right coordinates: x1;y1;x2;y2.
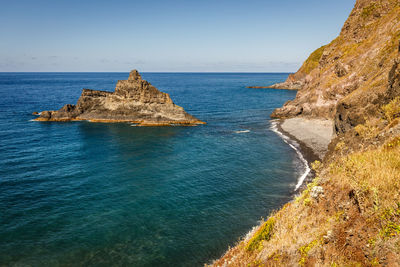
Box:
35;70;205;126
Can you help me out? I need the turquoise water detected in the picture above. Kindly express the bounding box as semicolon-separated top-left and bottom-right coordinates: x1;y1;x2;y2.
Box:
0;73;300;266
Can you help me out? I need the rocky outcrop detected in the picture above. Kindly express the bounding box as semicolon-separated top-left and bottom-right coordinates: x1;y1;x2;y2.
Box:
247;74;303;90
263;81;303;90
36;70;205;126
271;0;400;122
387;54;400;100
334;52;400;134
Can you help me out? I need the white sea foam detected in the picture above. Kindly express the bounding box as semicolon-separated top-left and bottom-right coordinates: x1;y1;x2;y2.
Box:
234;129;250;134
270;120;311;191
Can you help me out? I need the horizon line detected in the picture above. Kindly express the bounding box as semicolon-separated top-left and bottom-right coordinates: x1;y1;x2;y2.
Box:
0;71;294;74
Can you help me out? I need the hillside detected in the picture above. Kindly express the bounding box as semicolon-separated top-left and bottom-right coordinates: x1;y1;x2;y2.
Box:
211;0;400;266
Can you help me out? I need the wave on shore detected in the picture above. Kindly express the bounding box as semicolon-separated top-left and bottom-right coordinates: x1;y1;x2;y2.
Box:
270;120;310;191
234;129;250;134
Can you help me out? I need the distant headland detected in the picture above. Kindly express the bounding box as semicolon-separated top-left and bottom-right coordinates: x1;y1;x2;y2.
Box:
35;70;205;126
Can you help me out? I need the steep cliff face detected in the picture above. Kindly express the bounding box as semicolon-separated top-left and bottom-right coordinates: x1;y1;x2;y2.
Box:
36;70;205;126
271;0;400;126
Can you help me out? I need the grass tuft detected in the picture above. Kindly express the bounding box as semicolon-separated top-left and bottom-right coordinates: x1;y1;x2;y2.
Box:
382;97;400;122
298;239;320;266
354;120;379;139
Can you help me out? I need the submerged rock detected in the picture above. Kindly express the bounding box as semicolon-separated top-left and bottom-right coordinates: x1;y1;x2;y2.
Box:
35;70;205;126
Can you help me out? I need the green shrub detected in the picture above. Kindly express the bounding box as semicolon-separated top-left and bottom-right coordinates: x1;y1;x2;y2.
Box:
299;239;320;266
246;217;275;251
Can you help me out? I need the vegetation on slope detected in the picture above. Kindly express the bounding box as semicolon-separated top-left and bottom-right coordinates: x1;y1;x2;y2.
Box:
211;135;400;266
300;46;326;75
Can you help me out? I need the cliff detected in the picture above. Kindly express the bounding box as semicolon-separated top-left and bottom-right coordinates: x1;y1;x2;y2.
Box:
35;70;205;126
211;0;400;266
271;0;400;122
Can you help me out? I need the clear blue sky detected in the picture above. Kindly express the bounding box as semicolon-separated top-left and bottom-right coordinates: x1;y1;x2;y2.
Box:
0;0;355;72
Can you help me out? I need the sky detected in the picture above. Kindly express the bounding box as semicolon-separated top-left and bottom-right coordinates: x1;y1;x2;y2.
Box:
0;0;355;72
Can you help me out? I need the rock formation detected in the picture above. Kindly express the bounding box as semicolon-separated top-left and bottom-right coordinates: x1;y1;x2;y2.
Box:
35;70;205;126
247;73;303;90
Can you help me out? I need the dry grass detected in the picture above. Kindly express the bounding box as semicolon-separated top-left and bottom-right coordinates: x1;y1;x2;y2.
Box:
354;119;380;139
330;137;400;212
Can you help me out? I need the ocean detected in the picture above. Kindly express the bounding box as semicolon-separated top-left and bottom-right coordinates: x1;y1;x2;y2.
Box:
0;72;303;266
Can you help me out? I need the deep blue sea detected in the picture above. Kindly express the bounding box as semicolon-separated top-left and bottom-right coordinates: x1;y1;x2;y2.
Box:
0;72;300;266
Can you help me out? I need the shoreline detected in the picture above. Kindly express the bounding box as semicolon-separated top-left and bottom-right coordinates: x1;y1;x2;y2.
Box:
280;117;334;160
270;117;334;190
270;118;333;193
276;120;321;164
270;120;314;191
276;117;334;191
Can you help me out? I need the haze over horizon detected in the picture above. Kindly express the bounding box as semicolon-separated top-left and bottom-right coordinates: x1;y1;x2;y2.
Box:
1;0;354;72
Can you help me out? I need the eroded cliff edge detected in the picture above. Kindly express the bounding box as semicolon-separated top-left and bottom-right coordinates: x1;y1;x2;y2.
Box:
35;70;205;126
211;0;400;266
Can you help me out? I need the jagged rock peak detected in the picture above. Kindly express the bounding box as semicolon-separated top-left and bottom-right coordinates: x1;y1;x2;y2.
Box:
128;69;142;81
35;70;205;126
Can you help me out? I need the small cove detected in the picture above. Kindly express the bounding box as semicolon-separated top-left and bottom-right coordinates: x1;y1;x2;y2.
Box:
0;72;302;266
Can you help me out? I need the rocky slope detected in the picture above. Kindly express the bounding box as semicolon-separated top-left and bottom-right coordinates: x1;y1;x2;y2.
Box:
211;0;400;266
35;70;205;126
271;0;400;123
